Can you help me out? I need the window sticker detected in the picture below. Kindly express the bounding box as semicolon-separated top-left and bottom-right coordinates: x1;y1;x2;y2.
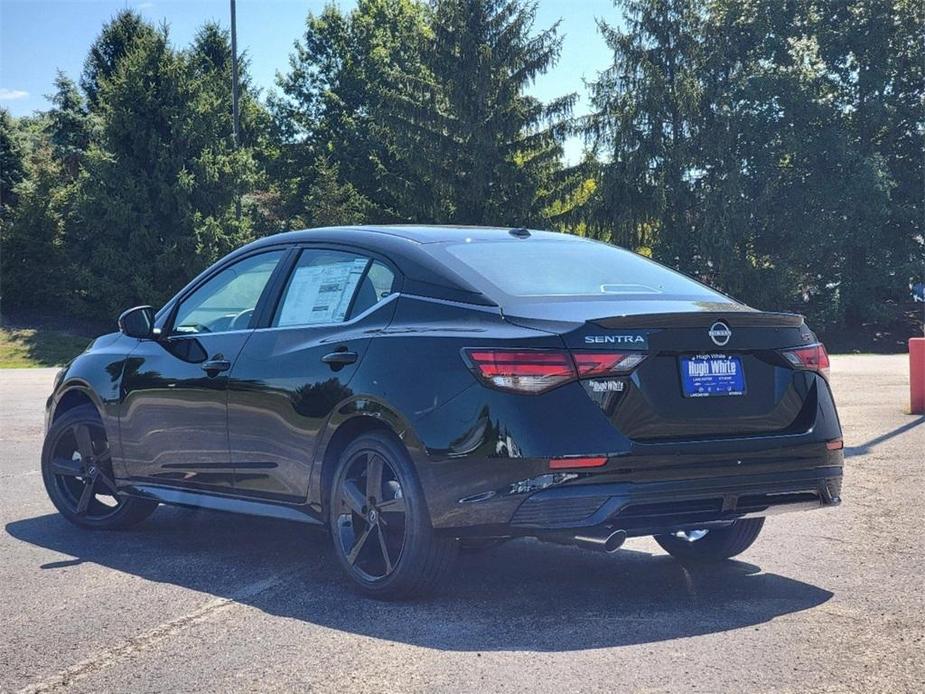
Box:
277;257;367;326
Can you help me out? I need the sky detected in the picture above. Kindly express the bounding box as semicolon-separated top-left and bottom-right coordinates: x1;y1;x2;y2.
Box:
0;0;619;163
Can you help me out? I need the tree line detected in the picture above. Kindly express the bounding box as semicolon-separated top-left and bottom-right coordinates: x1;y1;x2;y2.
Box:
1;0;922;331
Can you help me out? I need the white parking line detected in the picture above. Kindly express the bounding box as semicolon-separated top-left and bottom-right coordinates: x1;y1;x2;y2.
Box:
17;570;301;694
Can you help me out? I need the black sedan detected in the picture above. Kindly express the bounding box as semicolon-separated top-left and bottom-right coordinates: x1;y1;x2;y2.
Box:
41;226;843;598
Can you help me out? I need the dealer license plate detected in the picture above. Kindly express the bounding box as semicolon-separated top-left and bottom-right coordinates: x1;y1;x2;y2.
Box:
679;354;745;398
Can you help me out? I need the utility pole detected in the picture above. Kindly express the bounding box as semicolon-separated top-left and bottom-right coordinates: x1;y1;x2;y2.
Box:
230;0;240;147
230;0;241;218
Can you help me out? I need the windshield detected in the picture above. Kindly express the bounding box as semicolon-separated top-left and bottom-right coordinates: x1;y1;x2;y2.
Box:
442;239;726;300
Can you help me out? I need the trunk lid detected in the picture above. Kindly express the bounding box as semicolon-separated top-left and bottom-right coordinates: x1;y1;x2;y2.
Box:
508;303;819;442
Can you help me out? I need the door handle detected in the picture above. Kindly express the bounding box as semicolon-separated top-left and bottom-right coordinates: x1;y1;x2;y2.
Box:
321;350;358;366
201;358;231;375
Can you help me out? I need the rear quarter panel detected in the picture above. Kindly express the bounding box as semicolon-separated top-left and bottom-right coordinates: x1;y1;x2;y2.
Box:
317;295;632;523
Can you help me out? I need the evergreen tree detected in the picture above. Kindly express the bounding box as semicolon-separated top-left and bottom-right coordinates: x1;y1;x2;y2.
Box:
696;0;922;325
1;115;73;312
584;0;703;264
81;10;157;107
2;1;920;336
47;72;91;180
695;0;848;311
0;109;25;217
381;0;575;224
185;23;264;227
272;0;431;223
74;21;257;318
303;156;370;227
583;0;923;328
814;0;925;325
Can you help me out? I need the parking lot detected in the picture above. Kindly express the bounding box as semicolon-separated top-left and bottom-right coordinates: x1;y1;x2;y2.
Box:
1;355;923;693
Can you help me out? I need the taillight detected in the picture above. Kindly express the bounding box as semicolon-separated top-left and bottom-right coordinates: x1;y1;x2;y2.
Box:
463;348;646;394
549;456;608;470
463;349;576;394
572;352;647;377
781;343;830;379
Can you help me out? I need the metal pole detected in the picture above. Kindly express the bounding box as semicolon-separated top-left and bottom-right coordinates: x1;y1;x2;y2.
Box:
230;0;241;219
230;0;240;148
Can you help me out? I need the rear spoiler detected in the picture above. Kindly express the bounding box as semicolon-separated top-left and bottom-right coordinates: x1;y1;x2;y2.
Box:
593;311;805;329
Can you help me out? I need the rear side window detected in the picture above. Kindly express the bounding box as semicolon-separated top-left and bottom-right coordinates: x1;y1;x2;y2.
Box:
274;250;368;327
442;239;724;299
272;250;395;327
348;261;396;318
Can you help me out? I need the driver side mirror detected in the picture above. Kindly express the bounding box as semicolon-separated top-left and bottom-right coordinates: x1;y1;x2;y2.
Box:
118;305;156;339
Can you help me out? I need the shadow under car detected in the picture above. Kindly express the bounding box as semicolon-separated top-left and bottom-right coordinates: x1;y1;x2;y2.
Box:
6;508;833;652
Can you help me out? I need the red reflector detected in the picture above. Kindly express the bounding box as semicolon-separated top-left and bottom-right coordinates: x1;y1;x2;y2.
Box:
572;351;647;377
463;349;576;394
549;456;608;470
826;439;844;451
781;343;831;378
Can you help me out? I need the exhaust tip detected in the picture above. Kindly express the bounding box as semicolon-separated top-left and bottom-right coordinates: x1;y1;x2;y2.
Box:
603;529;626;553
573;529;626;553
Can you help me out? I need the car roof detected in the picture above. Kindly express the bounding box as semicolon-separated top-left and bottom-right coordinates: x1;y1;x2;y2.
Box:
241;225;576;308
194;225;593;313
252;224;577;246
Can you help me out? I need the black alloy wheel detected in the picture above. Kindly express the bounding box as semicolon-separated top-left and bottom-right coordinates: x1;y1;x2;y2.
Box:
333;448;408;581
42;405;157;529
329;432;457;599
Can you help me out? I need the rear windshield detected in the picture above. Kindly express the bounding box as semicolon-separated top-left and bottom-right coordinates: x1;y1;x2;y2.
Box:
442;239;725;300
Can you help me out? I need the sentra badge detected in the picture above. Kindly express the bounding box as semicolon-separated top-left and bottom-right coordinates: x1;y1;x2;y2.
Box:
584;335;646;345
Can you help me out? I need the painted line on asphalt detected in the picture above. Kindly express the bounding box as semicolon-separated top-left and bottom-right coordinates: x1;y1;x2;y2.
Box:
17;569;302;694
0;470;40;480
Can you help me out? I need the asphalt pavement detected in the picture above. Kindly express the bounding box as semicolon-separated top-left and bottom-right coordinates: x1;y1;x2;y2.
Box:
1;355;923;692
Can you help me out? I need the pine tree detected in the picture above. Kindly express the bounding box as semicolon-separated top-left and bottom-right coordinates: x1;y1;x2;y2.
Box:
584;0;703;264
81;10;157;107
695;0;922;326
303;156;370;227
381;0;576;224
814;0;925;325
47;73;90;180
74;20;258;318
272;0;431;223
583;0;923;329
0;113;73;312
0;109;25;217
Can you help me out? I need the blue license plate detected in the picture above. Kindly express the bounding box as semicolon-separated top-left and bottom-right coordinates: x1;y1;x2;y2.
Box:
679;355;746;398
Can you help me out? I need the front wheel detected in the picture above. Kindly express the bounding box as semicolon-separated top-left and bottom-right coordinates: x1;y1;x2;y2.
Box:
329;432;457;599
654;518;765;562
41;405;158;529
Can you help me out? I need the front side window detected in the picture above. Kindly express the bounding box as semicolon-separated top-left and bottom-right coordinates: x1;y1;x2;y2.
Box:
172;251;284;335
274;250;373;327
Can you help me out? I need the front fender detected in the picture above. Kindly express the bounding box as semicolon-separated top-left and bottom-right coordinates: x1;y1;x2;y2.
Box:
45;332;140;476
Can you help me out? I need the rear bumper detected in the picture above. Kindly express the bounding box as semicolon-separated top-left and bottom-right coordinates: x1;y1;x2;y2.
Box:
508;465;842;537
436;443;844;537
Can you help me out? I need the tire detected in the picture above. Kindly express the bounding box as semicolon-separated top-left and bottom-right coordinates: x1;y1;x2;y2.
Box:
41;405;158;530
654;518;765;562
328;432;457;600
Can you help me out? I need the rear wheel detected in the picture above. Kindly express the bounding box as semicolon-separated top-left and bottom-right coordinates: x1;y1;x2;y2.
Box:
654;518;765;562
329;432;457;599
41;405;158;529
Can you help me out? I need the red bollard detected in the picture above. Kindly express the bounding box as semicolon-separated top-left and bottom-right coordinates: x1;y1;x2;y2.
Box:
911;338;925;414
